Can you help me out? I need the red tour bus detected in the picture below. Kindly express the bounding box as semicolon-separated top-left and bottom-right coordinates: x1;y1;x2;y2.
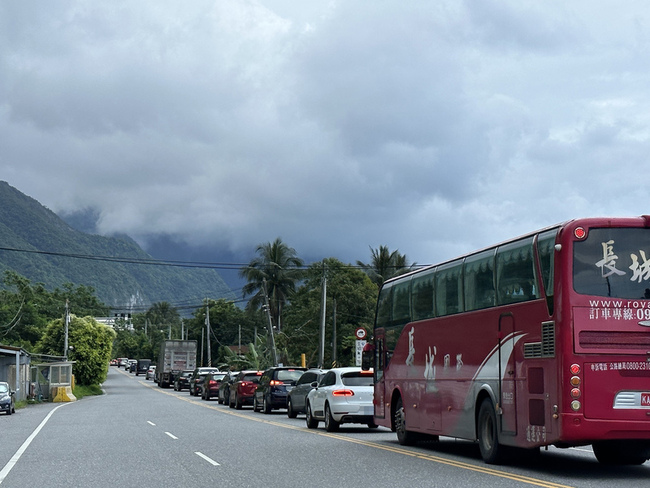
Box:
362;217;650;465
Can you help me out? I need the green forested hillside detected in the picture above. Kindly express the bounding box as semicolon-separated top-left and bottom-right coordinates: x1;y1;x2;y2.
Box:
0;181;234;308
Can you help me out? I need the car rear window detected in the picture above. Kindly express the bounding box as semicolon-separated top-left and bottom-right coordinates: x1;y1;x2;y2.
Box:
341;372;374;387
277;370;304;382
243;373;262;383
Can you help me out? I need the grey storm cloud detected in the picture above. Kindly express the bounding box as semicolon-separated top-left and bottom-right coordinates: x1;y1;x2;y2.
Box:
2;0;650;267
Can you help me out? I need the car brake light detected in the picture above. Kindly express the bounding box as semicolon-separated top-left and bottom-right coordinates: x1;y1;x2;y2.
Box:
270;380;283;386
332;389;354;397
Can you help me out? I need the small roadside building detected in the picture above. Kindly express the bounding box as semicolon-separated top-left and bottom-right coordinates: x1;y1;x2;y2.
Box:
0;343;31;402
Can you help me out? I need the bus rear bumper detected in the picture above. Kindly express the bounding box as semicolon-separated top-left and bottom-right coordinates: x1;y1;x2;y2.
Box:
558;414;650;445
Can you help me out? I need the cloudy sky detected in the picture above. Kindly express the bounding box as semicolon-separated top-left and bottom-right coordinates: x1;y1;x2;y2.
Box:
2;1;650;289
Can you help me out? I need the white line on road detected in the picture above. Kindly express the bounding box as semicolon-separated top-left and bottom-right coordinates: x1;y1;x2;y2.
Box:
195;452;220;466
0;403;71;485
165;432;178;439
147;421;156;426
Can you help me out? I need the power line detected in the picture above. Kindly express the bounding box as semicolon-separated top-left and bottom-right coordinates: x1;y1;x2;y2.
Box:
0;245;422;270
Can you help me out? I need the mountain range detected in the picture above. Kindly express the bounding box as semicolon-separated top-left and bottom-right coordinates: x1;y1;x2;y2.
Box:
0;181;234;311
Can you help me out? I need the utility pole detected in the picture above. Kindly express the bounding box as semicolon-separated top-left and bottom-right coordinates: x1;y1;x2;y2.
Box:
64;300;70;361
205;299;212;367
262;279;278;366
332;298;337;367
318;263;327;368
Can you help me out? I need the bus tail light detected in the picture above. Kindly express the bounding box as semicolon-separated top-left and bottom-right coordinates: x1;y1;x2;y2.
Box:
569;364;582;411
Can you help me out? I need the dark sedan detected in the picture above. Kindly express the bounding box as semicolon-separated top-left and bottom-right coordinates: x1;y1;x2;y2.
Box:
287;368;326;418
173;370;193;391
253;366;306;414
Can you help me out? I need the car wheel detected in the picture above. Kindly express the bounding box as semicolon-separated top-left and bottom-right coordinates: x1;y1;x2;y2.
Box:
263;395;272;414
7;407;12;416
235;394;243;410
324;403;339;432
287;398;297;419
305;402;319;429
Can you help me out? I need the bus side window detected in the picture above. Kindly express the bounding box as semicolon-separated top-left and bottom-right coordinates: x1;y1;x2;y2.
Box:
376;284;392;328
496;237;539;305
464;249;495;311
392;280;411;326
412;269;435;321
537;229;557;298
436;260;464;316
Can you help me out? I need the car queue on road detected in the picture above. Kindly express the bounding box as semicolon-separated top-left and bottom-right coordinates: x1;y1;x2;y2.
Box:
113;359;377;433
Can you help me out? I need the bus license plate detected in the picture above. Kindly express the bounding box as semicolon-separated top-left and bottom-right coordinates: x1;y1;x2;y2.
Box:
642;393;650;407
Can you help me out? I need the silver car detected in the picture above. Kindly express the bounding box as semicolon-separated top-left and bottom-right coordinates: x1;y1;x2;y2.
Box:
0;382;16;415
305;367;375;431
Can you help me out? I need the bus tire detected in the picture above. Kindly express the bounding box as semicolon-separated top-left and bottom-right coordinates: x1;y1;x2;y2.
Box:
394;397;418;446
593;440;650;465
477;399;506;464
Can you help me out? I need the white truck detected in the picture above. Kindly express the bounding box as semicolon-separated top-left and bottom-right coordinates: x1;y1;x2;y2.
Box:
156;340;198;388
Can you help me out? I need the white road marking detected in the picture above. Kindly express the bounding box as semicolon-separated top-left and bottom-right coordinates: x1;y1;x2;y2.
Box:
147;421;156;426
195;452;220;466
165;432;178;439
0;403;71;485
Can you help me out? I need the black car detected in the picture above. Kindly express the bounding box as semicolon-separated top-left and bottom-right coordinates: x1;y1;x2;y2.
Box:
286;368;326;418
173;370;193;391
136;359;152;376
218;371;239;404
189;367;219;396
253;366;306;414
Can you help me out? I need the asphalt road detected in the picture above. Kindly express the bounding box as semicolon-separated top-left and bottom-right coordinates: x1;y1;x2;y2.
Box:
1;367;648;488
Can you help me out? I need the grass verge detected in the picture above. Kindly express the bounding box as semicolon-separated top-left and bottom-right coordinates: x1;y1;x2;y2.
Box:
72;384;103;399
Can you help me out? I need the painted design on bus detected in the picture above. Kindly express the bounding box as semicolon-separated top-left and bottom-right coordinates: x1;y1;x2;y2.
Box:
424;345;438;393
472;332;527;382
405;327;415;366
596;239;650;282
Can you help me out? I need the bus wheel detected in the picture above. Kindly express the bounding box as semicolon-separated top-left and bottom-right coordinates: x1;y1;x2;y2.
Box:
394;397;418;446
477;399;505;464
593;441;650;465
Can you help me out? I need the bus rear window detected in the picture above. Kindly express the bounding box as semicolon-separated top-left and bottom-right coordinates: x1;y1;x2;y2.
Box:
573;227;650;299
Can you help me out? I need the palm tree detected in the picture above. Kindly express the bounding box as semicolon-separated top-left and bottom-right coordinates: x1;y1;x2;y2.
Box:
240;238;304;332
357;245;416;286
146;302;181;339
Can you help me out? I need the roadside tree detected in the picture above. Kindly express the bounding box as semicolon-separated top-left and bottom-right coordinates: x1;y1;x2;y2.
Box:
37;315;115;385
282;258;377;367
